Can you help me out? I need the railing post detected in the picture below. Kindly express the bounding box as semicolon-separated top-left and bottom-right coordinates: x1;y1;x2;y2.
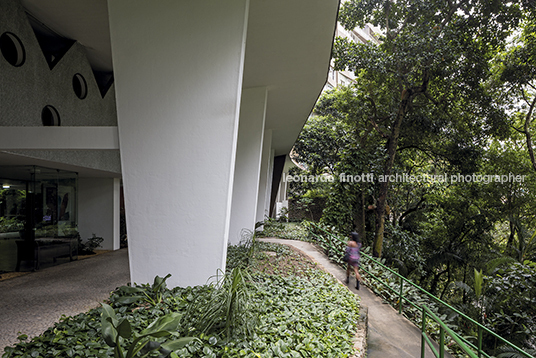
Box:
478;326;483;358
421;306;427;358
440;327;445;358
327;232;332;256
399;278;404;314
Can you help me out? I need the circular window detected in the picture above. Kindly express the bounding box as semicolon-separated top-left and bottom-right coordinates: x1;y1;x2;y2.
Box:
41;105;61;126
72;73;88;99
0;32;25;67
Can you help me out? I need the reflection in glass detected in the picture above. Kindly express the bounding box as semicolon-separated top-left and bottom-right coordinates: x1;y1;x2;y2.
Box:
0;166;78;273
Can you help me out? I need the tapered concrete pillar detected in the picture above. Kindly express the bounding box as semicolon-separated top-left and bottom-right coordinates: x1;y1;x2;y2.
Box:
108;0;249;287
228;88;268;245
78;178;120;251
265;150;276;218
256;131;274;224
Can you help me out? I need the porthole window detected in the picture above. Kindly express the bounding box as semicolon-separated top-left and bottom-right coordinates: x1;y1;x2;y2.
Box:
41;105;60;126
72;73;88;99
0;32;25;67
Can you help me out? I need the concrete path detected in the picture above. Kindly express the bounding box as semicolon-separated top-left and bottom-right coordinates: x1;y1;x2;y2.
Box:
0;249;130;352
260;238;452;358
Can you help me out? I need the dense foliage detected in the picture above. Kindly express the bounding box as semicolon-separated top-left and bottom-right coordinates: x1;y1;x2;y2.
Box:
289;0;536;353
331;0;536;258
294;88;536;354
2;241;360;358
255;220;310;242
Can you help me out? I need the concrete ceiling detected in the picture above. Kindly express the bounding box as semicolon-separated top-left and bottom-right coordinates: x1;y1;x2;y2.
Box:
17;0;339;158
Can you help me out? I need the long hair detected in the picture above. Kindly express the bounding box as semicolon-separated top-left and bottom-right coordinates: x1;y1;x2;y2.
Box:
350;232;361;243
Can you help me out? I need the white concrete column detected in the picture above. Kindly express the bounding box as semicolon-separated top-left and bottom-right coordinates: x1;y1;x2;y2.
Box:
265;149;276;217
275;162;291;217
78;178;120;251
108;0;249;287
275;178;289;219
228;88;268;245
256;131;273;224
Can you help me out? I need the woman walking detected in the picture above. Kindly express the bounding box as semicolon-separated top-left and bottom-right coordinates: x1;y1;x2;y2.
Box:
344;232;363;290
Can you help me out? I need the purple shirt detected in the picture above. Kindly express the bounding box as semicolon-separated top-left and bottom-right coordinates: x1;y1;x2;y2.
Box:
346;242;361;264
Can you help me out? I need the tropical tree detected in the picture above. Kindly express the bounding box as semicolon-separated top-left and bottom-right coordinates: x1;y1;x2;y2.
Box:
495;18;536;172
332;0;532;257
292;86;384;240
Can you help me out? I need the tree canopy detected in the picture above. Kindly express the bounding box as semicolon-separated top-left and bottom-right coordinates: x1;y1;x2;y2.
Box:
290;0;536;352
331;0;534;257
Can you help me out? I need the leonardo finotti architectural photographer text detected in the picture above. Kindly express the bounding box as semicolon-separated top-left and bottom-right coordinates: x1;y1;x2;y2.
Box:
283;172;526;184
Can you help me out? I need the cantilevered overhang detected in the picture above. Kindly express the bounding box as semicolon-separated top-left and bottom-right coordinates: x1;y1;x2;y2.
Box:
243;0;340;155
19;0;339;157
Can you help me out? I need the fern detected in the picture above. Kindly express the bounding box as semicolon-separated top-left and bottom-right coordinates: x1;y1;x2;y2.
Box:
496;345;536;358
485;256;517;274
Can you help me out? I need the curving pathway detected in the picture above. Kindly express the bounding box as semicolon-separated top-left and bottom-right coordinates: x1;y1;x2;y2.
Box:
260;238;452;358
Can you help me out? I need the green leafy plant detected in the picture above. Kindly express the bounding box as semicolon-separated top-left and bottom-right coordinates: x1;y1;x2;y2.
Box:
78;234;104;255
100;303;196;358
484;261;536;349
496;346;536;358
277;207;289;222
0;217;25;233
226;230;257;270
4;241;361;358
256;220;310;241
114;274;173;306
174;265;360;358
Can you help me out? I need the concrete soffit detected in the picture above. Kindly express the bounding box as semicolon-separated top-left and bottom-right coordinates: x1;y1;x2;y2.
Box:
243;0;340;156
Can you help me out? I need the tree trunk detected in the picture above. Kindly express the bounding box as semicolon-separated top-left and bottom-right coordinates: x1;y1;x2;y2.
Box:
507;220;515;249
439;262;451;300
462;265;467;304
372;89;411;257
354;191;366;243
429;270;447;296
523;95;536;172
373;211;385;257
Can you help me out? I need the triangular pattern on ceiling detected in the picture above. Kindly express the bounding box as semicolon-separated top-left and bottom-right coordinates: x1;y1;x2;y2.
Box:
92;70;114;98
26;12;75;70
25;11;114;98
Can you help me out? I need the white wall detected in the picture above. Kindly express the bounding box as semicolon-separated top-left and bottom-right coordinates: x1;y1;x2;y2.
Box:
228;87;267;245
78;177;120;250
108;0;250;287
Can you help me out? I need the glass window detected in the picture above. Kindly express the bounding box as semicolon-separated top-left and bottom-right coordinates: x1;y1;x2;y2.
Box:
0;166;78;272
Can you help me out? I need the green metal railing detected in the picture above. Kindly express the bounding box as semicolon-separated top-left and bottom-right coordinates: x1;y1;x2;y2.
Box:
421;305;478;358
308;222;533;358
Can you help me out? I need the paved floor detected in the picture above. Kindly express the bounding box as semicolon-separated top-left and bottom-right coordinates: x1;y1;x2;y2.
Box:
260;238;452;358
0;249;130;352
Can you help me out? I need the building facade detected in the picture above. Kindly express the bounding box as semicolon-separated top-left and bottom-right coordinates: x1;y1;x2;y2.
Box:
0;0;339;287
